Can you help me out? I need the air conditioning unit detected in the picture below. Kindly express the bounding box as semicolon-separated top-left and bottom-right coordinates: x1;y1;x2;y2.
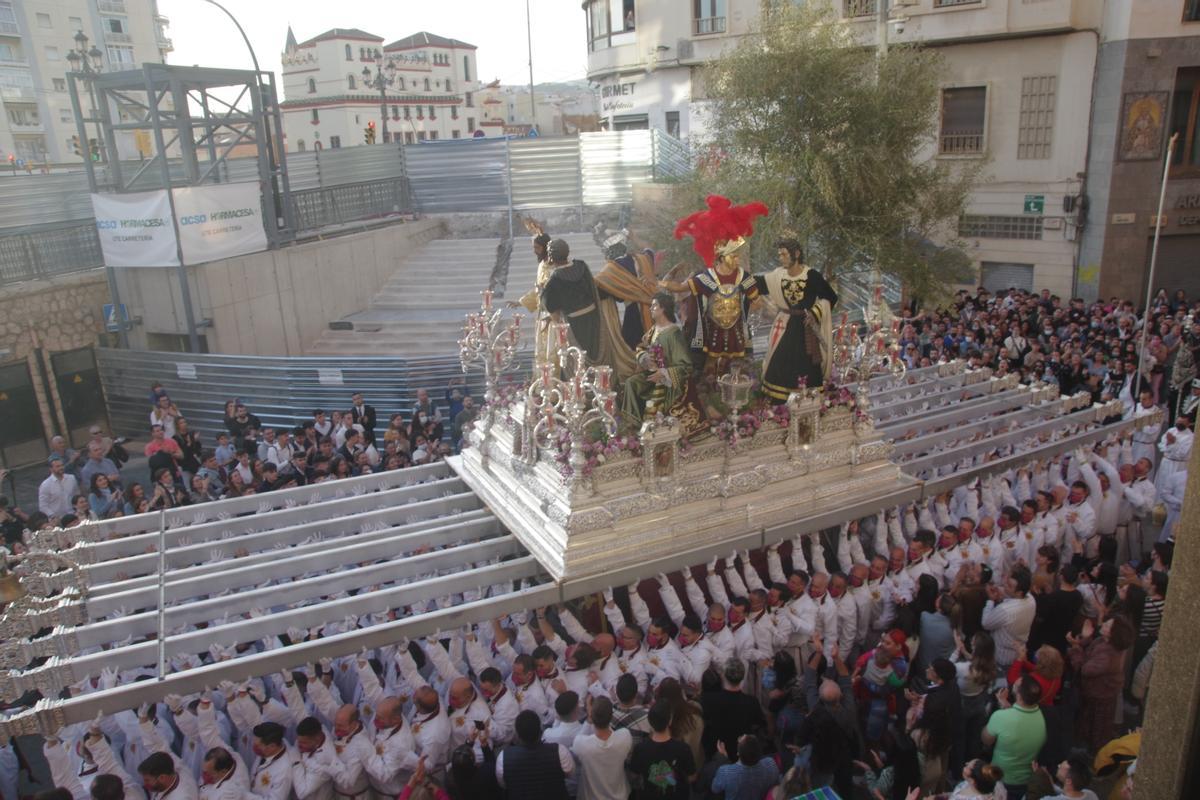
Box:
677;39;694;60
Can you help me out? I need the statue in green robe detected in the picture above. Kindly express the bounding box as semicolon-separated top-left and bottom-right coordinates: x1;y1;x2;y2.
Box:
621;292;694;429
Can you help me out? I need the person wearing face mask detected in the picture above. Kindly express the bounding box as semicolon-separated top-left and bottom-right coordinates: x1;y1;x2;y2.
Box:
1156;414;1192;494
187;699;250;800
668;567;736;670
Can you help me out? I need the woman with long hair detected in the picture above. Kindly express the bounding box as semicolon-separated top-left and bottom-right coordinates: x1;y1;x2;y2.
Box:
1078;562;1118;620
654;676;703;769
88;473;122;519
444;743;500;800
1069;614;1136;751
224;468;249;498
950;630;995;768
1007;643;1063;706
1033;544;1060;584
122;482;145;516
940;759;1005;799
383;413;407;445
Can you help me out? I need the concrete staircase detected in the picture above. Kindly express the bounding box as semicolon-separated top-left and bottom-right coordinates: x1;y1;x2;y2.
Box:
307;233;606;357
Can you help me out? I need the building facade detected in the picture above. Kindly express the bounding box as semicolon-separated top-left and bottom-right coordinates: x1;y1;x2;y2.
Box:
280;28;483;151
1079;0;1200;302
584;0;1200;300
477;80;600;136
0;0;171;165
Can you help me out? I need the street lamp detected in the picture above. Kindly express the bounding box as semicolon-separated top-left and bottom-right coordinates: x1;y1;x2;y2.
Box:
361;57;398;144
65;30;105;163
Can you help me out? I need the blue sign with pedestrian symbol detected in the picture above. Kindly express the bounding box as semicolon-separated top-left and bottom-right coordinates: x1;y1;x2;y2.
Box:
103;303;128;333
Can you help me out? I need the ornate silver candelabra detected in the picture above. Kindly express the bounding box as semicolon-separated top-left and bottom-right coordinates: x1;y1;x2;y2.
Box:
832;284;906;400
460;290;523;448
525;322;618;477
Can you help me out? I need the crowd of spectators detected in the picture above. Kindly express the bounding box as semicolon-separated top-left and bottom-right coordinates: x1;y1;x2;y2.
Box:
8;381;478;536
4;287;1189;800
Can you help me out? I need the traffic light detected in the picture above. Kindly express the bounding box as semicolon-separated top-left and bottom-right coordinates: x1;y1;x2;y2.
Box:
71;135;82;157
364;121;376;145
88;138;101;162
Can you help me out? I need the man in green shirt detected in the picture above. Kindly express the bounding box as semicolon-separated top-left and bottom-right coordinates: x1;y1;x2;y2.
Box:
982;676;1047;800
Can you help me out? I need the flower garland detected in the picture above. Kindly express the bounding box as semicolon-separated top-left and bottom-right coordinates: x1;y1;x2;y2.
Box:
552;430;644;479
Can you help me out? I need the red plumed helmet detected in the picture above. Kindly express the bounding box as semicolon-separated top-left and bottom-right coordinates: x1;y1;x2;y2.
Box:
674;194;769;267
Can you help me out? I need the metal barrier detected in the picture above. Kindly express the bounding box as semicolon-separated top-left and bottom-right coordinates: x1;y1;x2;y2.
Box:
287;177;413;231
96;347;531;441
0;220;104;284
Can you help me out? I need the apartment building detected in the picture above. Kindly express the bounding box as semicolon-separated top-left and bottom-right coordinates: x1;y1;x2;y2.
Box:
280;27;483;150
0;0;171;164
583;0;1200;301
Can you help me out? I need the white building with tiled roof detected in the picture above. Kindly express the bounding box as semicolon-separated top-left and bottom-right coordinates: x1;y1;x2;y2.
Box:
279;26;485;152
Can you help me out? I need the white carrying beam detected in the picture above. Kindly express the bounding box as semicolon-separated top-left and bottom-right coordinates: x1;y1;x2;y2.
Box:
35;462;452;549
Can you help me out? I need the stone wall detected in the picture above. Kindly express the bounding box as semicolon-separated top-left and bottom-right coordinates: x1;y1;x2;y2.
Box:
0;271;111;462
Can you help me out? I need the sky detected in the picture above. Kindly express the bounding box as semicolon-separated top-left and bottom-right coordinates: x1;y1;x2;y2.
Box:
159;0;590;89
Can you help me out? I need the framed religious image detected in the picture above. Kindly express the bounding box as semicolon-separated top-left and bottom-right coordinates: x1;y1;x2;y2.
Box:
1118;91;1169;161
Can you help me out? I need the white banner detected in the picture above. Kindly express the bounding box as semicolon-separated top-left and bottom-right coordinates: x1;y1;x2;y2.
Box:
173;182;267;265
91;190;180;268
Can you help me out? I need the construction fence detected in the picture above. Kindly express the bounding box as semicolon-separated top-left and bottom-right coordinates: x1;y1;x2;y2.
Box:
0;131;690;287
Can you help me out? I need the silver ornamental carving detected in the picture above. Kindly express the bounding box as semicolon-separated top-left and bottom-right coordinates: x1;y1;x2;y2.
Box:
526;322;617;478
460;289;523;458
831;284;907;395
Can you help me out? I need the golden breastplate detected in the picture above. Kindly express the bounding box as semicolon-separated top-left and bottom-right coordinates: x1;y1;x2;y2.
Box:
708;284;743;330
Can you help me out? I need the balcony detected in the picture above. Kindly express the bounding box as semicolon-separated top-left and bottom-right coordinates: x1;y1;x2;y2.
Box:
7;118;43;132
939;131;984;155
0;85;35;101
844;0;877;17
693;16;726;35
98;0;127;13
934;0;982;6
104;30;133;44
157;34;173;52
0;21;19;36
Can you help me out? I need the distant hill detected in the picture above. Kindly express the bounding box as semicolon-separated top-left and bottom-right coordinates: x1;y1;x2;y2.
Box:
534;79;590;92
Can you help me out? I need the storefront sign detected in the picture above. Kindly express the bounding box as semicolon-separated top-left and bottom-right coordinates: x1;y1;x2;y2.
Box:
1175;192;1200;210
601;80;638;113
91;190;180;268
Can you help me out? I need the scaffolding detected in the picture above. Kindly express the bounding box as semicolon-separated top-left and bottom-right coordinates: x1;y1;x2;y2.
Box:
66;64;292;351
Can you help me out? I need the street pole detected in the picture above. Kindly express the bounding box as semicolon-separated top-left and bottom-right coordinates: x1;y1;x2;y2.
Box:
200;1;284;237
876;0;889;60
1134;132;1179;402
526;0;536;127
379;69;390;144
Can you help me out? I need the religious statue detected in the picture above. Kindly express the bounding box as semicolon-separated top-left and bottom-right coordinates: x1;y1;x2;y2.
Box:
620;292;694;429
660;195;769;376
595;231;659;349
509;221;554;365
540;238;628;377
593;231;657;382
755;238;838;400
